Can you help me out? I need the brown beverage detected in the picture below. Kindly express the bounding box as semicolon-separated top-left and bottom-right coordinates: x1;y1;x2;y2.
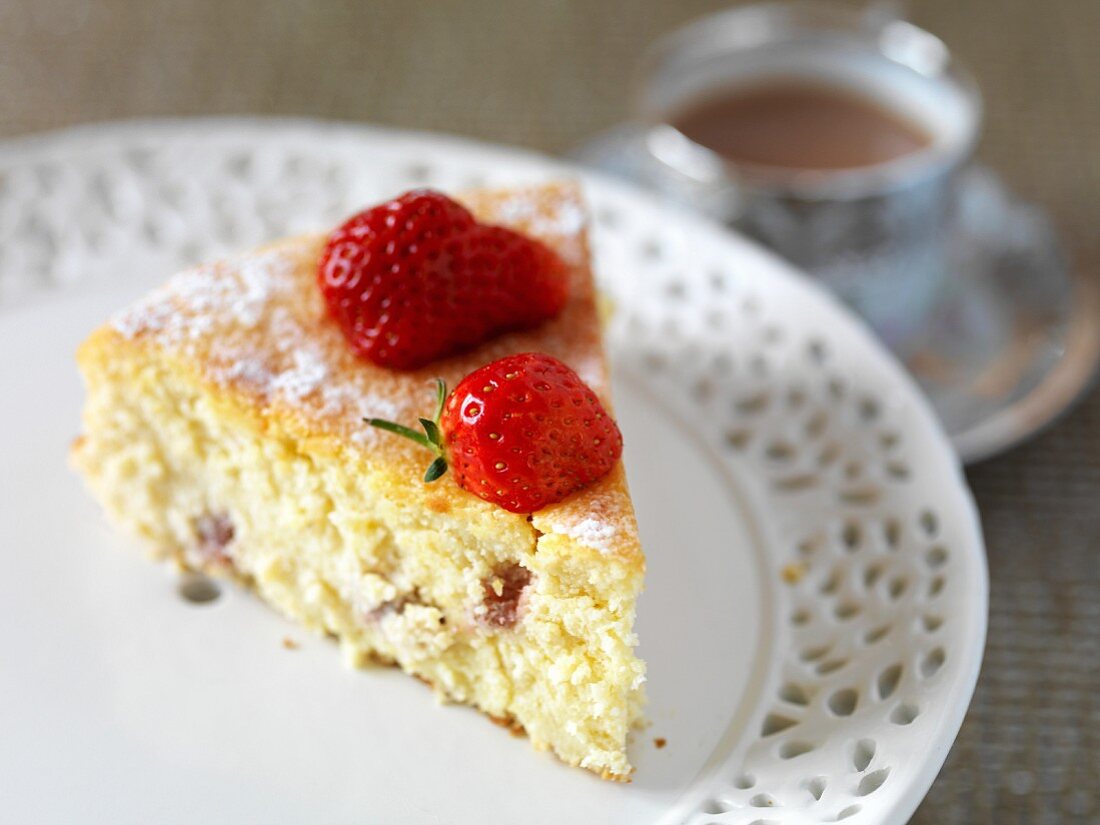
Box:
670;79;934;171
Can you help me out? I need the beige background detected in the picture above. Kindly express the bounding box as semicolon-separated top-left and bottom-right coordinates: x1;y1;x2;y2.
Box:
4;0;1099;821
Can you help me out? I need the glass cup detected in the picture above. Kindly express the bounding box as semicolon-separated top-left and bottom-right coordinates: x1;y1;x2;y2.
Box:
635;2;982;350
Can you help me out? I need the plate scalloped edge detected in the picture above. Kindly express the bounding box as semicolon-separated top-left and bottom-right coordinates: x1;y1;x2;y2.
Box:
590;174;987;824
0;118;987;825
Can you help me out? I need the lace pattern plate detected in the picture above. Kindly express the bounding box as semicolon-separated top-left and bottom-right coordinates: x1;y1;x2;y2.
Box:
0;120;987;825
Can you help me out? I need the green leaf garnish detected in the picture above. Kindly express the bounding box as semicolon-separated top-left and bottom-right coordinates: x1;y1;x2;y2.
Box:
365;418;433;450
420;418;442;447
424;456;448;483
366;379;450;484
433;378;447;422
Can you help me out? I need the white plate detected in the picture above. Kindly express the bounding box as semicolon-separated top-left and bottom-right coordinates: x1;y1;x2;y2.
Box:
0;120;987;825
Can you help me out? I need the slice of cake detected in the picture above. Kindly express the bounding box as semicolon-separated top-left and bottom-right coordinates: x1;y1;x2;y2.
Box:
72;182;646;780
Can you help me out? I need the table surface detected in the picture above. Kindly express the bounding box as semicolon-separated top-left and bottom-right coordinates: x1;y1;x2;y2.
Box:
4;1;1098;821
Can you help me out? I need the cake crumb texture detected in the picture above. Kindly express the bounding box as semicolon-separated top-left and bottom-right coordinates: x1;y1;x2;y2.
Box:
72;182;646;780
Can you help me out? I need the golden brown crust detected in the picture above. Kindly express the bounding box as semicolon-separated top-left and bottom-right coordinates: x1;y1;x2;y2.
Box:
488;713;528;738
80;181;642;568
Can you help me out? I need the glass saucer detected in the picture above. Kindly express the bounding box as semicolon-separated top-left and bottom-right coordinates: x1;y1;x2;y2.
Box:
570;123;1100;463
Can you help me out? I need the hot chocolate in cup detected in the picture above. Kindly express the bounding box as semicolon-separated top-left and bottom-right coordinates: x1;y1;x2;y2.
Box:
637;2;982;350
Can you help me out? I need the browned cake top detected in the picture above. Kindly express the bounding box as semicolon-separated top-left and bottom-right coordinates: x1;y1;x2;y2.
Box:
102;182;641;562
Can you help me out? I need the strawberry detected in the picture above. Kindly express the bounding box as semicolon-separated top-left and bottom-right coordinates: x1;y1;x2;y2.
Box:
367;353;623;513
318;190;569;370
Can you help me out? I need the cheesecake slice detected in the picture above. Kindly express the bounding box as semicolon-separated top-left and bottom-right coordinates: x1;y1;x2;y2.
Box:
72;182;646;780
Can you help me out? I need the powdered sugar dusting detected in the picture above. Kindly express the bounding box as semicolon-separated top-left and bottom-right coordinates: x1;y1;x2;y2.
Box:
271;349;328;401
494;192;586;238
235;251;287;326
110;287;175;339
225;311;331;403
534;471;636;558
320;382;401;444
573;356;605;396
558;517;619;553
111;249;291;341
489;188;588;268
223;359;271;387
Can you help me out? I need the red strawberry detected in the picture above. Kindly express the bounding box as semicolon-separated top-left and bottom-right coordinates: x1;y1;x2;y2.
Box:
367;353;623;513
318;190;569;370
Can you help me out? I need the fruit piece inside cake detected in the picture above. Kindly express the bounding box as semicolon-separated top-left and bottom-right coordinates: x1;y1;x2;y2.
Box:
72;182;646;780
